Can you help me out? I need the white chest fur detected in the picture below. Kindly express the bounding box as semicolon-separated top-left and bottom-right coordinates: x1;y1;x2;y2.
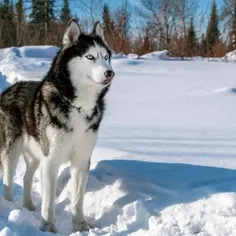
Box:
24;106;99;163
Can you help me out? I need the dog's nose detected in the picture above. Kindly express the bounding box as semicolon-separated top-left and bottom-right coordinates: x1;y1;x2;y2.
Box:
104;70;115;79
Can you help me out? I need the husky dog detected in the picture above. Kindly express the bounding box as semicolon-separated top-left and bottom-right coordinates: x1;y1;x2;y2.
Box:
0;19;115;233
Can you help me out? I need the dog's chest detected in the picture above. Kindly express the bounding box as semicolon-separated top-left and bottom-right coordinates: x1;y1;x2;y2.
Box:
62;107;99;146
69;107;97;133
24;108;99;161
55;108;98;158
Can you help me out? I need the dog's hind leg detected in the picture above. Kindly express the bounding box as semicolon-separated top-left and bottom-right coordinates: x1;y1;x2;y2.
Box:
23;151;39;211
2;139;22;202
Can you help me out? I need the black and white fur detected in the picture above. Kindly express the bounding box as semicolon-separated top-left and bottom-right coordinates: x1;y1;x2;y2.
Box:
0;19;115;233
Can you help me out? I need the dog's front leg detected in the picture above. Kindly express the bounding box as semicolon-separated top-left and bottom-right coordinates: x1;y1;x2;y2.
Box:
70;154;92;232
39;157;60;233
70;132;98;232
70;131;97;232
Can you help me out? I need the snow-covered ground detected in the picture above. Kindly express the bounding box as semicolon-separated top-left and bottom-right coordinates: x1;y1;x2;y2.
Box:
0;46;236;236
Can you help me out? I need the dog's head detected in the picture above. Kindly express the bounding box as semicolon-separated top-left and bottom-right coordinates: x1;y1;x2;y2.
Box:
62;19;115;87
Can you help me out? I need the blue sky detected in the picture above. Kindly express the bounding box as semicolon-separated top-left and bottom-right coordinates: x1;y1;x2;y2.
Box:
102;0;223;11
68;0;225;34
70;0;224;21
68;0;225;35
102;0;222;9
199;0;222;8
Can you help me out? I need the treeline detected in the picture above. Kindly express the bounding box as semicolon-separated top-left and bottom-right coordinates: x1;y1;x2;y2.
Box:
0;0;235;58
133;0;236;57
0;0;72;47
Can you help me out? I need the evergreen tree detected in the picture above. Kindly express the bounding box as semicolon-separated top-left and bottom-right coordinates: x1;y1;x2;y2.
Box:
31;0;55;24
205;1;220;55
200;33;207;56
30;0;55;39
60;0;71;25
102;4;114;37
0;0;16;47
186;17;198;56
102;4;114;48
15;0;25;46
16;0;23;23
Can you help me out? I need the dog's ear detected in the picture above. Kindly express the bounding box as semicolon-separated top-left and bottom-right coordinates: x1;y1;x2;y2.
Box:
92;21;106;41
63;19;81;46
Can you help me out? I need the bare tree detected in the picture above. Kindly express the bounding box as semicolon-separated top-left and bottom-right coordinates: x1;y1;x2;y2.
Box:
168;0;199;57
136;0;177;50
72;0;104;30
221;0;236;50
174;0;199;38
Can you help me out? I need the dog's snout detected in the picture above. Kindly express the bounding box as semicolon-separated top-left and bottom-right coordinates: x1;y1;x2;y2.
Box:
104;70;115;79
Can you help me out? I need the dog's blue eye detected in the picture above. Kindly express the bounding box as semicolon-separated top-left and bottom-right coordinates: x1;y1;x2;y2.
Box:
104;55;108;60
86;54;94;60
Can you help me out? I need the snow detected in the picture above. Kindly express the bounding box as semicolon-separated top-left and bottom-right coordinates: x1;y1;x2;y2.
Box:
140;50;169;60
224;50;236;62
0;46;59;84
0;46;236;236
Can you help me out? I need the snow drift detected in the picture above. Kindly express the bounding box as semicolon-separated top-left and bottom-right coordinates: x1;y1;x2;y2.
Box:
0;46;59;59
224;50;236;62
140;50;169;60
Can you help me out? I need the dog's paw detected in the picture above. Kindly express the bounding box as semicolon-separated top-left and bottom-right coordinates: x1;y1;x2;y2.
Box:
40;221;59;234
73;221;93;232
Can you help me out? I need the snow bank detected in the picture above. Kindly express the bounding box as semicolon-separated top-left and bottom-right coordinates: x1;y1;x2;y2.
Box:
0;46;59;60
0;46;57;84
19;46;59;58
112;53;126;59
224;50;236;62
140;50;169;60
126;53;139;59
112;51;169;61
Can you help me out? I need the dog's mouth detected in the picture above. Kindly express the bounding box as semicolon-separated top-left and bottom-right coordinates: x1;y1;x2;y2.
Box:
87;75;113;87
102;78;113;86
